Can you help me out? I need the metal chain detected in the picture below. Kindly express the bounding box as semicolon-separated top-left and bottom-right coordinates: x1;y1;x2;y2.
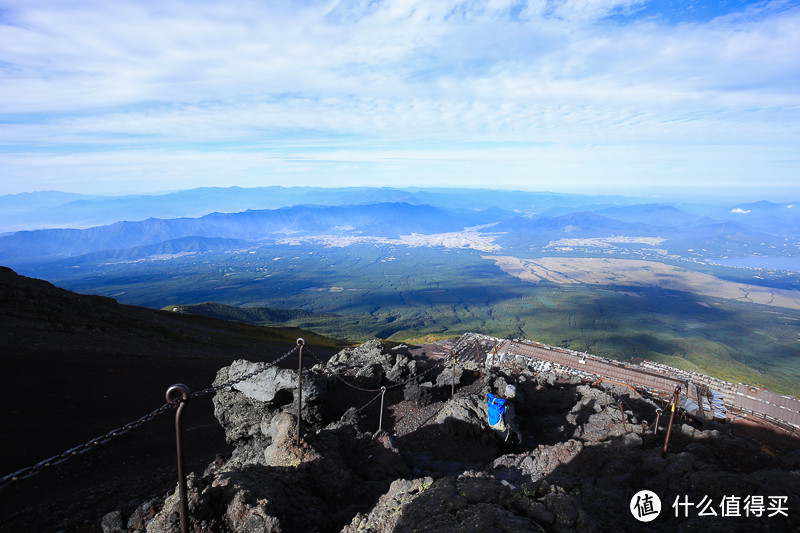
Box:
613;391;665;432
620;397;636;413
191;344;300;398
0;400;177;490
0;344;301;490
2;343;472;490
355;391;385;413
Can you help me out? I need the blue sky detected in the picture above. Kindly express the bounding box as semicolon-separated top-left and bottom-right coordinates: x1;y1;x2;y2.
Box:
1;0;799;199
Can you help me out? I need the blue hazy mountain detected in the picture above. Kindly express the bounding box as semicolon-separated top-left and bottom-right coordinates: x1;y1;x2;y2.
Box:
0;186;661;234
0;190;98;210
2;186;799;272
595;204;714;228
0;191;100;234
723;200;800;237
45;236;256;267
489;211;664;250
486;209;790;260
0;202;511;265
490;211;664;234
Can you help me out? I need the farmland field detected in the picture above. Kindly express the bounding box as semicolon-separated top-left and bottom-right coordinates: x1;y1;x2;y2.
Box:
486;256;800;310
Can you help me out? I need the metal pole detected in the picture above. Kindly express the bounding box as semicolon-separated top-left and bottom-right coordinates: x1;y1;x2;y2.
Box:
296;338;305;447
451;352;456;400
662;386;681;456
616;400;628;433
378;386;387;431
654;408;662;436
166;384;191;533
477;341;485;380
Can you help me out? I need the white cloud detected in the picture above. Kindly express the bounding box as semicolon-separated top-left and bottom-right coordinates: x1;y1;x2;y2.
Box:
0;0;799;195
731;208;752;214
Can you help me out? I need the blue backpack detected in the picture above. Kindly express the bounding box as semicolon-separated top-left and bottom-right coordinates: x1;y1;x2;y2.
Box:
487;393;507;431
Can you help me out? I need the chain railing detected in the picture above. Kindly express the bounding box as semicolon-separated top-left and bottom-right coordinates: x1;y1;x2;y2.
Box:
190;343;301;399
0;400;177;490
2;335;693;533
0;338;475;533
1;335;521;533
0;343;301;491
355;390;386;414
0;341;456;490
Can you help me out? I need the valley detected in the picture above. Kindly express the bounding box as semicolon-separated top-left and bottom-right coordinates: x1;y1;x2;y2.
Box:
3;187;800;396
23;242;800;396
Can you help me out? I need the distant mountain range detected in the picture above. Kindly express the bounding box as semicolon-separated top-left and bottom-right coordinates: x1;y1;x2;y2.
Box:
0;202;501;265
0;186;705;234
1;187;799;269
595;204;714;227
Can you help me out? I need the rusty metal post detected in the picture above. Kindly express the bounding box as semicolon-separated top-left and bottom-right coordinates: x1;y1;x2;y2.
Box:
378;386;387;431
451;352;456;400
296;338;305;447
662;386;681;456
654;408;662;436
166;384;191;533
477;341;484;380
616;400;629;433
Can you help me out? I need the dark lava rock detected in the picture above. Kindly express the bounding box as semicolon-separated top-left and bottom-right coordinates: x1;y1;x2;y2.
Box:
121;340;800;533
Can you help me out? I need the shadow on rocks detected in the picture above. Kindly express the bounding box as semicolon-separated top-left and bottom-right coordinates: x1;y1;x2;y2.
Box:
485;422;800;532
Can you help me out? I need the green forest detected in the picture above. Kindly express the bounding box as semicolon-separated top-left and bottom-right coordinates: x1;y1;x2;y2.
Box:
45;243;800;395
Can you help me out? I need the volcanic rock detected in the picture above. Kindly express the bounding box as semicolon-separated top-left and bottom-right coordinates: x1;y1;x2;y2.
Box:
212;359;327;448
120;340;800;533
341;474;554;533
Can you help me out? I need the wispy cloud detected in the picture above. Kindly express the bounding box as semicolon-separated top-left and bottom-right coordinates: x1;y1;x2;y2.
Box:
1;0;798;196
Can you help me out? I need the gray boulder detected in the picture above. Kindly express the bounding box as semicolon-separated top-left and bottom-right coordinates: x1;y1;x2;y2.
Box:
435;364;464;387
100;510;125;533
212;359;326;445
327;339;393;369
403;382;435;407
491;439;586;486
355;362;385;388
342;474;551;533
325;340;421;389
434;393;488;439
143;410;410;532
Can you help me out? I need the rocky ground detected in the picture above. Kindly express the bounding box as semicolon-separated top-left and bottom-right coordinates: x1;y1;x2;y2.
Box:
98;340;799;533
0;266;338;532
2;267;799;532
